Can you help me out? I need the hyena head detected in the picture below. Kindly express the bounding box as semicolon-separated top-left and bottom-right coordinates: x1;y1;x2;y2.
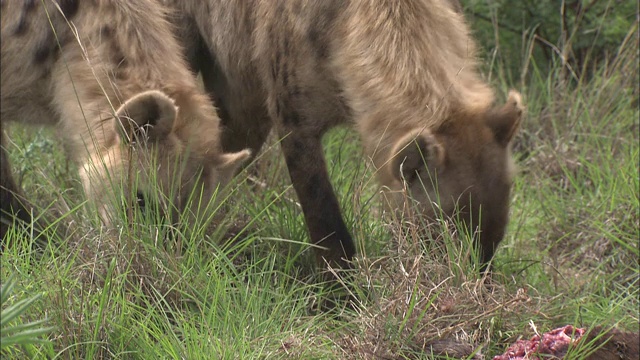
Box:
387;91;524;262
79;90;251;227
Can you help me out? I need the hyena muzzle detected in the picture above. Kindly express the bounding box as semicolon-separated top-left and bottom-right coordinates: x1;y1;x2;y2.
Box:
166;0;524;275
0;0;250;245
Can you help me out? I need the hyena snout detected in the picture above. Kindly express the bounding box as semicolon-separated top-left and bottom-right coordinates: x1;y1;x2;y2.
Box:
388;91;524;265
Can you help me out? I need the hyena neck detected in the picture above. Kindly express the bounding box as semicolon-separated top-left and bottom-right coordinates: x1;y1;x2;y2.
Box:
334;0;496;181
357;105;494;190
357;114;429;186
335;0;494;114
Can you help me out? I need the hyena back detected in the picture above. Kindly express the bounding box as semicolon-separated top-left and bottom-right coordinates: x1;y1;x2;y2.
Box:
168;0;524;273
0;0;250;243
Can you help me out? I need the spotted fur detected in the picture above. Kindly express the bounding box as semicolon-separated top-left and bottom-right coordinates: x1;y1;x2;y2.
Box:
165;0;524;273
0;0;250;242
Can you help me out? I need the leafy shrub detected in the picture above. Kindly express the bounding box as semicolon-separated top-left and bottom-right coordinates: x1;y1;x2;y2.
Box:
463;0;637;80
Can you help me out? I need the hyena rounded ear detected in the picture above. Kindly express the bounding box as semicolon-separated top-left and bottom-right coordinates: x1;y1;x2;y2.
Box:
216;149;251;180
115;90;178;143
486;90;525;147
211;149;252;185
389;130;444;184
217;149;252;175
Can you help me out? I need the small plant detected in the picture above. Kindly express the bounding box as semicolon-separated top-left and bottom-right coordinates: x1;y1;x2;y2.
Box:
1;274;53;353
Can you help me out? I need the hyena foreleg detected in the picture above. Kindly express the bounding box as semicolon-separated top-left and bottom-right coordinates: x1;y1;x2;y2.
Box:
1;134;40;246
278;128;356;278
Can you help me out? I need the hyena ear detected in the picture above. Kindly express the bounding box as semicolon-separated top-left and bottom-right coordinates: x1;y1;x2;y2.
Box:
115;90;178;143
486;90;524;147
389;130;444;184
217;149;252;176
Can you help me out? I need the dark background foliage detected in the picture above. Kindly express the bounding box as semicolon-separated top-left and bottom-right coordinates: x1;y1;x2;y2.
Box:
462;0;637;81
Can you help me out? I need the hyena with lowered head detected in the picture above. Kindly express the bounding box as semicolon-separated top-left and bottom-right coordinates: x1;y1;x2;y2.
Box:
167;0;524;275
0;0;251;243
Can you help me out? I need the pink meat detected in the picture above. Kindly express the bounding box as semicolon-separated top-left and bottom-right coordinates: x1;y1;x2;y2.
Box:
493;325;586;360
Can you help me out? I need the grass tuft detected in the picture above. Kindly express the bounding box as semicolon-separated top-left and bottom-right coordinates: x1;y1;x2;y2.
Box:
1;10;637;360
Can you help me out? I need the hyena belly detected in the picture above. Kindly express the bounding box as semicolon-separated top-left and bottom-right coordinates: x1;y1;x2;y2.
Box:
172;0;523;273
0;0;249;245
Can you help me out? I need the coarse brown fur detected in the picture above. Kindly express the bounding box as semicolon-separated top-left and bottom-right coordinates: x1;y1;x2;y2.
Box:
583;327;640;360
0;0;250;244
165;0;524;275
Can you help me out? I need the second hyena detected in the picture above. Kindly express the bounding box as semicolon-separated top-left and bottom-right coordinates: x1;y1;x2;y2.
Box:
166;0;524;274
0;0;250;242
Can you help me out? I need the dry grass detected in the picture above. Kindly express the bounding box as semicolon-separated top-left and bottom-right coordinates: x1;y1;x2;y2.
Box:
1;10;638;360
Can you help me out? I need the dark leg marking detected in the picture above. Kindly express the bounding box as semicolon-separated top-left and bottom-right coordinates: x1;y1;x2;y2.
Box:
33;37;57;65
109;35;127;66
13;15;30;36
306;2;343;59
57;0;79;19
24;0;37;11
13;0;38;36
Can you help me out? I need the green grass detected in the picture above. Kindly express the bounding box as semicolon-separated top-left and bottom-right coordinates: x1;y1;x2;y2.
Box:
2;22;638;360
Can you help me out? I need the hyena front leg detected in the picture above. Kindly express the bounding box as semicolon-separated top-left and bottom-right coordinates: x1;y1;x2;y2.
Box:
278;128;355;277
0;134;38;245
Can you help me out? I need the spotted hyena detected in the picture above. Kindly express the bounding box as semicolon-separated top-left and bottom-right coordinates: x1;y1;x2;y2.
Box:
166;0;524;274
0;0;250;242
